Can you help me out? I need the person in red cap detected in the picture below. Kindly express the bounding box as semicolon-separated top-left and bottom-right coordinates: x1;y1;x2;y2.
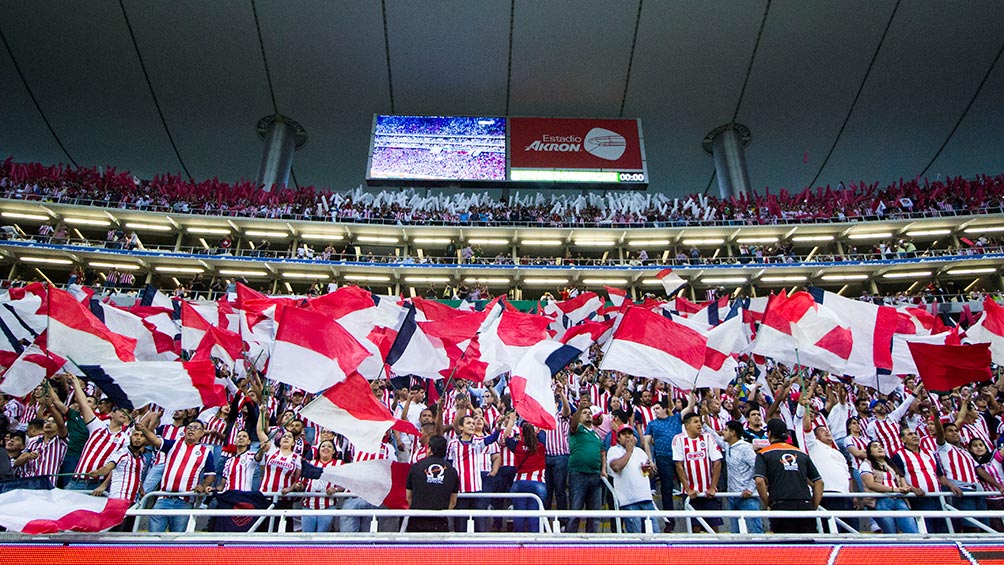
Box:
608;424;660;533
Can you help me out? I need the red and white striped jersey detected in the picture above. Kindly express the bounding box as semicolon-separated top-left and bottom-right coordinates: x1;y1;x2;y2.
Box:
3;398;22;425
351;442;395;462
706;413;728;434
226;412;246;445
154;424;186;465
160;439;215;492
258;446;301;493
961;422;992;450
482;405;502;432
919;436;939;458
670;386;691;404
634;405;657;430
866;418;903;455
447;435;495;492
202;416;228;447
409;441;429;464
587;384;611;411
23;434;68;486
979;454;1004;501
18;402;40;428
104;446;144;501
843;435;870;470
937;442;980;484
543;416;570;456
860;460;899;490
671;432;723;494
220;450;257;491
892;448;940;494
75;420;131;476
303;458;343;509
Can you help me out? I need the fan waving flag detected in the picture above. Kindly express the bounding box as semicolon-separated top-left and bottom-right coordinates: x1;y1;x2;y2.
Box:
0;489;130;533
807;287;898;377
299;371;419;453
510;340;583;430
907;341;992;392
599;306;707;390
46;286;137;364
656;268;687;298
268;306;372;394
78;360;226;412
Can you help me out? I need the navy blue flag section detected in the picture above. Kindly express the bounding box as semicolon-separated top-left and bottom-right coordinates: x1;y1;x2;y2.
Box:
209;490;272;532
0;476;55;493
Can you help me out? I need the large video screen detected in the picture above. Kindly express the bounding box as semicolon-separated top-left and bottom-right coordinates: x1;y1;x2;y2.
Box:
367;115;507;182
365;115;647;188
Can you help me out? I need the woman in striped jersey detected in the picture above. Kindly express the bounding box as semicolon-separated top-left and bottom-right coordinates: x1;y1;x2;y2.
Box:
860;441;919;534
503;414;548;533
218;430;256;492
301;439;344;533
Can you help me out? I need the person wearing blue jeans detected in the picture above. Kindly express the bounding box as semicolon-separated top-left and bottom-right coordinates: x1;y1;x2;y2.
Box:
510;479;548;533
726;495;763;533
149;497;194;533
644;397;691;532
568;407;604;533
609;424;661;534
620;500;661;533
874;495;918;533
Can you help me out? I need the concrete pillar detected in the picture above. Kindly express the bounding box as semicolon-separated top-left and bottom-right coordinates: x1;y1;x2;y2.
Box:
702;123;752;199
255;115;308;191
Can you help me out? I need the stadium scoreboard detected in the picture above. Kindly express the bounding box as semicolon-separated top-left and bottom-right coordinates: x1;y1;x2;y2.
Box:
366;115;647;189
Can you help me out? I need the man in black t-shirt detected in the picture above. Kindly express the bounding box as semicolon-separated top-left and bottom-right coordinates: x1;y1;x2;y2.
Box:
406;435;459;532
754;419;823;534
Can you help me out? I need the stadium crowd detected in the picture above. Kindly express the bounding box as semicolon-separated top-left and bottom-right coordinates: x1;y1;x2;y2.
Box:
2;291;1004;535
3;158;1004;227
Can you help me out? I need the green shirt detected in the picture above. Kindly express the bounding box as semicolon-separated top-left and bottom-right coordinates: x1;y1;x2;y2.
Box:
568;425;603;474
65;408;89;456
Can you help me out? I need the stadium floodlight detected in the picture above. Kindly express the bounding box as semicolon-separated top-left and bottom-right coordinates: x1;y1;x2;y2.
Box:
245;230;288;238
89;262;141;270
573;239;615;247
154;266;204;274
300;233;344;241
736;237;779;244
1;212;49;221
282;272;329;279
20;256;73;265
463;278;510;284
582;278;627;285
791;235;835;242
944;267;997;276
847;232;892;240
627;240;670;247
404;276;450;283
700;277;747;285
520;239;563;246
64;217;111;227
343;274;391;282
186;227;231;235
640;279;665;285
963;225;1004;234
522;278;569;285
904;229;950;237
881;271;931;279
759;275;807;283
357;236;400;244
681;238;725;246
820;274;869;281
412;238;452;245
467;238;510;245
219;269;269;277
125;222;172;232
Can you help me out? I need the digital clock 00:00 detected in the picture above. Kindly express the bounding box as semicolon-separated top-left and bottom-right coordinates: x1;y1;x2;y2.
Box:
618;172;646;182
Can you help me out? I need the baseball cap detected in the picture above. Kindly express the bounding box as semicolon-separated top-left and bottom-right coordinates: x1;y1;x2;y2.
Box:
617;424;634;435
868;399;888;411
589;405;603;417
766;418;789;440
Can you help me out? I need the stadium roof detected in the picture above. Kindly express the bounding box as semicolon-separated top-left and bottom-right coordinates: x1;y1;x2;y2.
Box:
1;1;1003;196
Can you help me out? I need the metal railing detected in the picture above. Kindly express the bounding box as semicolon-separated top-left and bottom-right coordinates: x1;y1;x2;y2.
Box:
118;489;1003;537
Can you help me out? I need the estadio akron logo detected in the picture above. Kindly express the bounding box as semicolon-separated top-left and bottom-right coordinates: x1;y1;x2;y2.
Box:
509;118;644;170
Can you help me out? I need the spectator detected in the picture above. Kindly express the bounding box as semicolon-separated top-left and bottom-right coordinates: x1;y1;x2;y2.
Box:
543;382;571;522
138;415;216;533
796;390;853;532
673;412;723;532
890;425;953;533
406;435;459;533
65;375;132;492
643;395;693;532
754;418;823;534
567;407;603;533
859;441;918;534
607;424;660;533
504;415;547;533
301;438;344;533
707;420;762;534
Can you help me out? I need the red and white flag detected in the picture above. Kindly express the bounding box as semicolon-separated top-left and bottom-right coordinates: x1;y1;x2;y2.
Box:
268;306;371;394
318;458;410;509
605;286;628;307
46;286;136;365
599;306;707;390
511;339;584;430
93;302;178;361
180;300;213;351
78;360;226;412
807;288;898;377
0;489;130;533
543;292;603;329
753;290;852;375
190;324;244;368
964;297;1004;365
907;341;993;392
455;307;552;383
0;342;66;397
300;371;419;453
656;268;688;297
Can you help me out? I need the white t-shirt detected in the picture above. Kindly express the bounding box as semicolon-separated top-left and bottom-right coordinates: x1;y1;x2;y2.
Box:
606;444;652;507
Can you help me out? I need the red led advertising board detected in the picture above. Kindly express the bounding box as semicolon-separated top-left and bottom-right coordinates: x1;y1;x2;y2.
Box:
508;117;645;172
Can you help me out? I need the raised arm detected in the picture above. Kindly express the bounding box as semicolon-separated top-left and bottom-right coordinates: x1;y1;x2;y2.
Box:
68;375;96;423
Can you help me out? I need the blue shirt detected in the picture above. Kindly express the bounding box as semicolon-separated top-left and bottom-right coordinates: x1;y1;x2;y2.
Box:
644;414;683;457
